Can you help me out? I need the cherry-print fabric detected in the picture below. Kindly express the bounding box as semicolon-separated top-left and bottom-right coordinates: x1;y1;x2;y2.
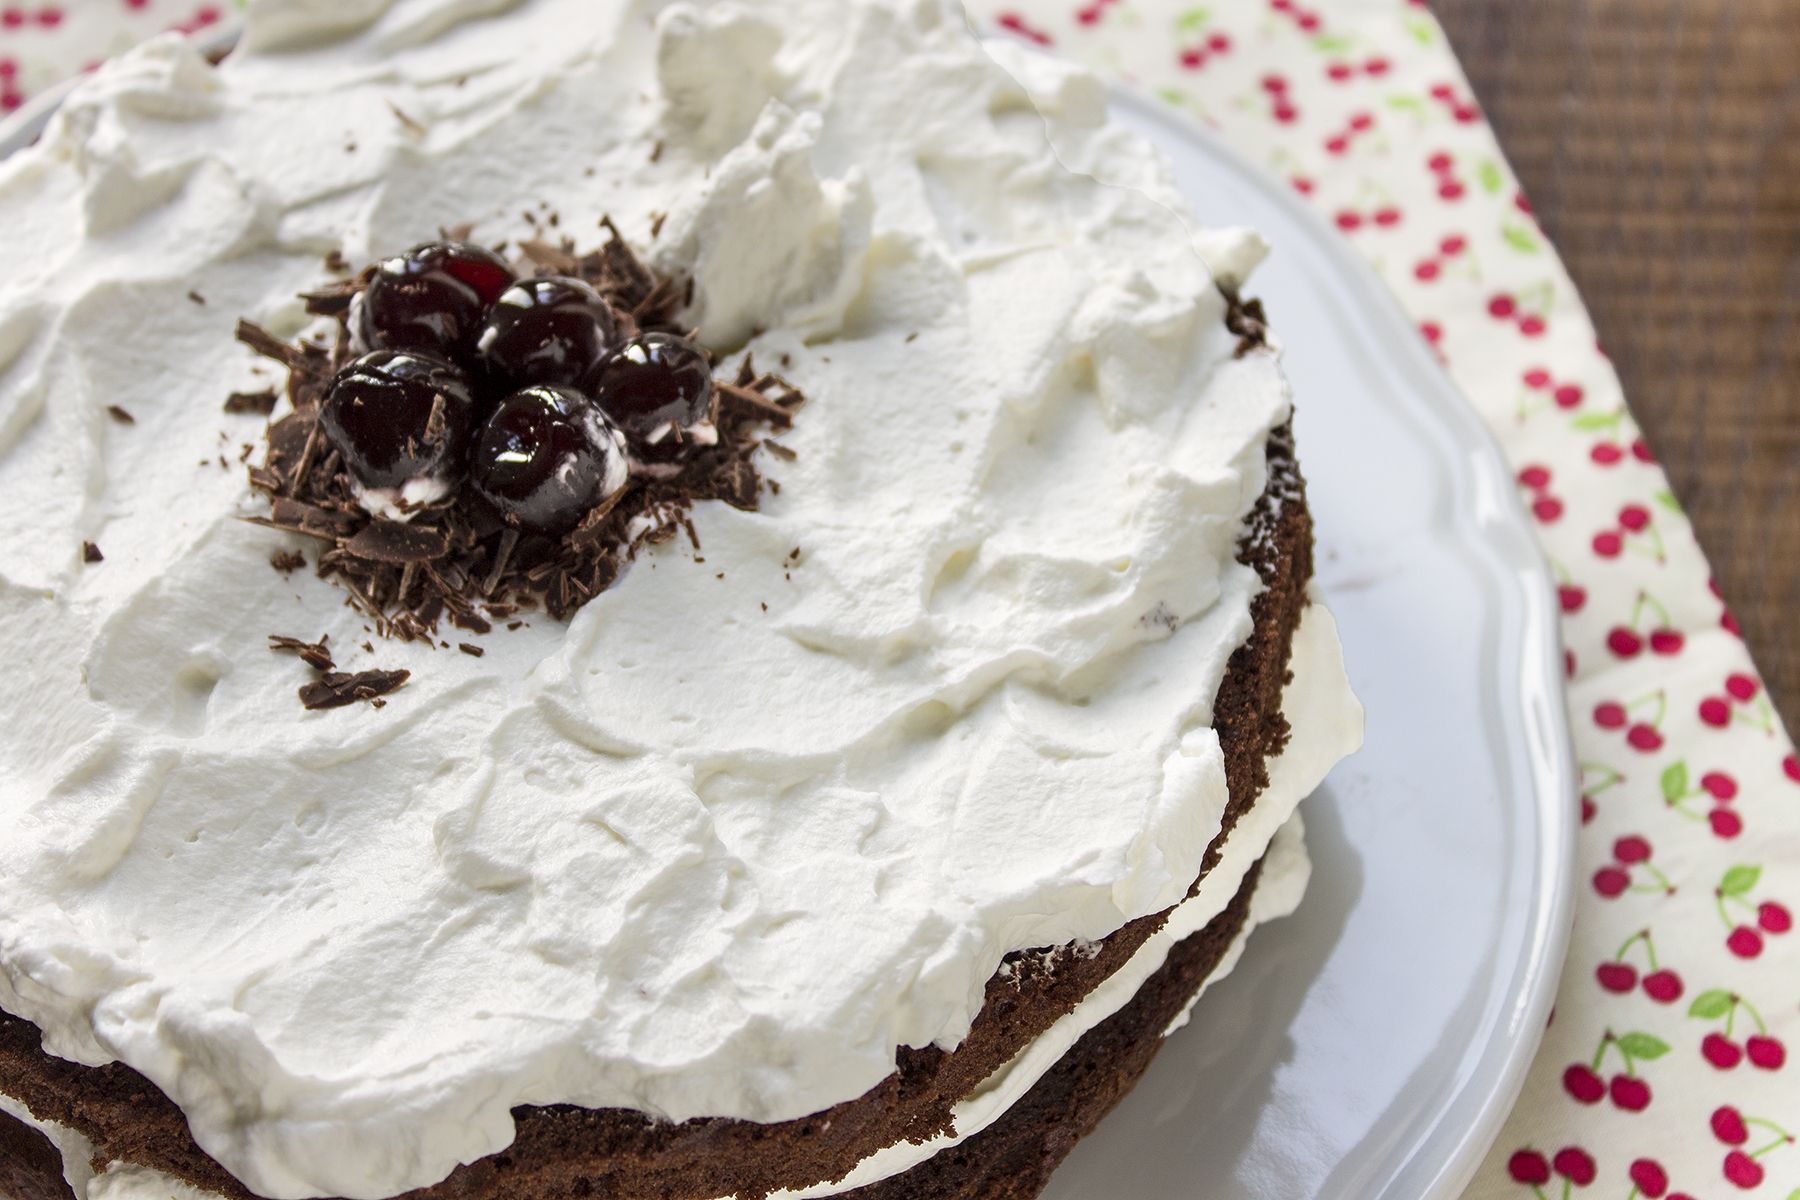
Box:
2;2;1795;1198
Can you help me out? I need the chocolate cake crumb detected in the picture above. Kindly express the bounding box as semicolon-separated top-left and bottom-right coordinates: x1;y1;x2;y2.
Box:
270;550;307;574
81;542;102;564
458;643;485;658
187;291;207;306
324;249;351;274
1224;289;1271;358
106;405;136;425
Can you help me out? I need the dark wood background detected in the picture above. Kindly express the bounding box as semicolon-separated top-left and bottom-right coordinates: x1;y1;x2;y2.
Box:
1432;0;1798;726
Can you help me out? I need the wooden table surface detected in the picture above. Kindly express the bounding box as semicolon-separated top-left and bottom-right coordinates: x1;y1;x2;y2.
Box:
1433;0;1799;725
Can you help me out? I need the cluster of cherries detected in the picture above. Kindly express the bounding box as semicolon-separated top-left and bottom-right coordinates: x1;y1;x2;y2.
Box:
321;241;715;535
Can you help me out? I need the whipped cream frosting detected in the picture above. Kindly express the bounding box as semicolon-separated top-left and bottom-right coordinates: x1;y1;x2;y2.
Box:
0;2;1358;1198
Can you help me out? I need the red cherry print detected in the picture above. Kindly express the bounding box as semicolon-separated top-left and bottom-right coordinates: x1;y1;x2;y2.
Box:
1260;73;1289;93
1726;926;1763;958
1272;103;1299;124
1552;1147;1597;1187
1619;504;1652;532
1593;702;1627;729
1077;7;1103;26
1532;496;1563;523
1712;1105;1749;1144
1365;56;1391;76
1373;207;1402;227
1518;465;1551;489
1523;367;1552;389
1723;1150;1764;1189
1580;794;1597;824
1327;61;1354;81
1724;673;1758;702
1595;962;1637;993
1437;180;1465;200
1641;969;1682;1003
1508;1149;1551;1185
1614;836;1651;863
1593;867;1629;898
1594;531;1625;558
1632;437;1656;462
1709;808;1743;839
1627;725;1663;752
1335;210;1363;231
1178;46;1203;67
1487;294;1517;319
1746;1035;1786;1070
1701;771;1738;800
1207;32;1231;51
1703;1033;1744;1069
1518;314;1547;337
1629;1159;1670;1199
1649;629;1684;655
1562;1064;1606;1103
1348;111;1374;132
1609;1074;1651;1111
1759;901;1792;933
1785;754;1800;783
1607;627;1644;658
1591;442;1625;466
1414;261;1442;281
1325;135;1350;155
1699;697;1732;727
1559;585;1587;613
1428;151;1453;172
1296;12;1320;31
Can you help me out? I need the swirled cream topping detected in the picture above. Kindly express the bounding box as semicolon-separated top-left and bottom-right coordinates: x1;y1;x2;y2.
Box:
0;2;1356;1198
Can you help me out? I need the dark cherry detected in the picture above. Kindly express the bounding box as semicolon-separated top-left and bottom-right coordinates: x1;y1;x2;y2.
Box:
356;241;516;358
586;334;717;469
476;276;621;389
321;350;478;495
470;385;629;535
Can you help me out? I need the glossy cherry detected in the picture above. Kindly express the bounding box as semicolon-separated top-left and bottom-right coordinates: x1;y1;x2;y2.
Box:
470;385;629;535
321;350;477;495
587;333;717;469
477;275;620;388
356;241;516;357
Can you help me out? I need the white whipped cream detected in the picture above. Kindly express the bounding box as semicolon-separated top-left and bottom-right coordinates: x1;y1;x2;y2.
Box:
0;2;1359;1198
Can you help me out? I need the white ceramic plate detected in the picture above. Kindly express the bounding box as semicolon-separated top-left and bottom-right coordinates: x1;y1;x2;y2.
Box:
0;47;1577;1200
1035;88;1579;1200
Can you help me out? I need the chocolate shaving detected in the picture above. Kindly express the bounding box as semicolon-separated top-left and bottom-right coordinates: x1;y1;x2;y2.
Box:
268;634;336;672
271;550;308;573
81;542;103;564
344;521;453;564
232;219;807;646
388;103;426;136
458;643;485;658
299;670;410;711
106;405;135;425
187;291;207;306
225;390;279;416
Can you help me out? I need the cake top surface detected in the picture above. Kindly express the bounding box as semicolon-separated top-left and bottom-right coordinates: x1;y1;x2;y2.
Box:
0;2;1305;1196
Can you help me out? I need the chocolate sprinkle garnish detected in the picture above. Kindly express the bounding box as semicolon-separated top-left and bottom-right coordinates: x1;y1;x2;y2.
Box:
230;220;805;652
188;291;207;306
271;550;308;573
458;643;485;658
81;542;103;564
268;634;336;672
299;670;411;711
106;405;136;425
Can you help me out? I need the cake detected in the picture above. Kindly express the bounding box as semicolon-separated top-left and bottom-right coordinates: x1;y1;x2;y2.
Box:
0;2;1363;1199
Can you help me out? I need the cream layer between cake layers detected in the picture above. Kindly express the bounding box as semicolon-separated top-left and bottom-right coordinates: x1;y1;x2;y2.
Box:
0;0;1361;1197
